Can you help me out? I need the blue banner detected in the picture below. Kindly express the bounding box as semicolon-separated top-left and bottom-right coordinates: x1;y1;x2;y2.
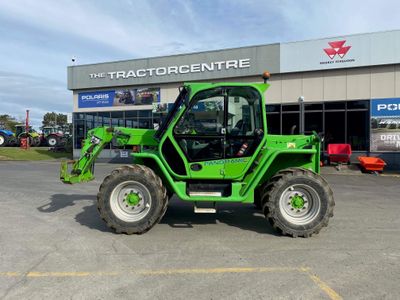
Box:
78;91;115;108
371;98;400;117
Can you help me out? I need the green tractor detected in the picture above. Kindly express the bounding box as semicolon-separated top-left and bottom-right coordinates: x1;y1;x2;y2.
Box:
15;125;41;146
61;75;334;237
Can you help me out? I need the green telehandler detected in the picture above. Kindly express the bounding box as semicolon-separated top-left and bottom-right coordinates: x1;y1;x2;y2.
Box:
60;74;334;237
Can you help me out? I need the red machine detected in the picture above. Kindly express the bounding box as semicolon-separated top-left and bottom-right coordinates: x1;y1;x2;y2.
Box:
20;110;30;150
327;144;352;164
358;156;386;172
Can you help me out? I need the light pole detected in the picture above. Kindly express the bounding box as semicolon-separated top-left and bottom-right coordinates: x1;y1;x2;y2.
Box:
298;96;304;134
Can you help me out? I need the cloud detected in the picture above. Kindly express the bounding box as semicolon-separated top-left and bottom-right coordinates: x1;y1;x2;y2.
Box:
0;72;70;128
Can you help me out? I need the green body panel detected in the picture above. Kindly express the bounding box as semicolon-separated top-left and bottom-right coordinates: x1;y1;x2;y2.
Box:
60;81;321;204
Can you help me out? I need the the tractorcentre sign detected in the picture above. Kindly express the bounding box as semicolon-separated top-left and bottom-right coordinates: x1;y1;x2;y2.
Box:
67;44;280;89
89;58;251;80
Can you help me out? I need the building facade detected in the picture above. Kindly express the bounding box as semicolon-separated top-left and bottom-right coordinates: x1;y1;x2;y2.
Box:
68;30;400;168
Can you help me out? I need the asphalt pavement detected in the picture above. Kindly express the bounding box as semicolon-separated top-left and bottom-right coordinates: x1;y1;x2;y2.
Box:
0;161;399;299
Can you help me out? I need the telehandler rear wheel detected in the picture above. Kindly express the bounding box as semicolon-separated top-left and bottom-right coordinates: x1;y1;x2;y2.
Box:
97;164;168;234
262;168;334;238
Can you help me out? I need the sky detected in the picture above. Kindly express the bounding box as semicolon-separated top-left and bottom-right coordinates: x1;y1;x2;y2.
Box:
0;0;400;128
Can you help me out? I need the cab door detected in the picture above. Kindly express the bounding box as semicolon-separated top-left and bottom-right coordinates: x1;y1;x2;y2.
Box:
173;87;226;179
224;86;265;179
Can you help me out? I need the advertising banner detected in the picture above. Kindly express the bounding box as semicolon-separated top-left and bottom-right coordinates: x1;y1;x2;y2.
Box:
78;90;115;108
78;88;160;108
370;98;400;152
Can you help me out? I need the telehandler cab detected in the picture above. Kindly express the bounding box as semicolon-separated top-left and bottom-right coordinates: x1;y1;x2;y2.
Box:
60;73;334;237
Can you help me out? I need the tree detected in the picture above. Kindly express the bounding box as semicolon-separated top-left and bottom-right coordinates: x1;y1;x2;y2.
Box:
42;112;68;127
0;114;19;131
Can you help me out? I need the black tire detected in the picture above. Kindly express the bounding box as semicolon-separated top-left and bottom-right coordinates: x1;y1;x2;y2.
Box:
262;168;334;238
33;137;41;147
97;164;168;234
256;169;295;210
0;133;8;147
46;135;59;147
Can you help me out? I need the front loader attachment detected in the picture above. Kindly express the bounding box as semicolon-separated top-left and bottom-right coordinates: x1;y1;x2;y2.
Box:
60;126;158;185
60;160;95;184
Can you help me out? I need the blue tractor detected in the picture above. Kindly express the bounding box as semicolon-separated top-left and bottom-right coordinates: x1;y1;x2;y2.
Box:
0;129;16;147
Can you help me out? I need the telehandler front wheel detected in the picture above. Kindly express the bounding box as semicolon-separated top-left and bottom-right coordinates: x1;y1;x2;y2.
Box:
97;165;168;234
262;168;334;238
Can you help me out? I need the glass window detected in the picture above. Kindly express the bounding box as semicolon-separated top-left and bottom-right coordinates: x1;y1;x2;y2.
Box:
347;100;369;110
86;113;94;121
125;119;137;128
86;113;96;130
282;104;299;112
266;104;280;113
98;112;110;126
174;88;224;135
111;111;124;127
267;114;280;134
324;111;345;149
74;113;85;120
305;112;323;134
125;110;138;118
139;110;151;118
347;111;369;150
74;120;85;149
282;113;299;134
138;118;151;129
225;87;263;159
227;88;262;136
305;103;323;111
111;111;123;118
325;102;345;110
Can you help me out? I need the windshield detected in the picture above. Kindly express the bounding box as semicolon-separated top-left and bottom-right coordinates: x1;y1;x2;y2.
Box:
154;87;188;140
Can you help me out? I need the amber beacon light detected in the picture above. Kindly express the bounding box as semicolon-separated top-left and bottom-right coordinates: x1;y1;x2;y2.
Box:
262;71;271;83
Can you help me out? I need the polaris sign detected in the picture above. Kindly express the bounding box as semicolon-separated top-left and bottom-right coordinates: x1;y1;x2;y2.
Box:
371;98;400;117
78;91;115;108
370;98;400;152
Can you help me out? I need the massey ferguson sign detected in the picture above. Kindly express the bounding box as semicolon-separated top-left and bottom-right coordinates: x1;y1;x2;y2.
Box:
280;30;400;73
323;40;351;59
320;40;355;65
